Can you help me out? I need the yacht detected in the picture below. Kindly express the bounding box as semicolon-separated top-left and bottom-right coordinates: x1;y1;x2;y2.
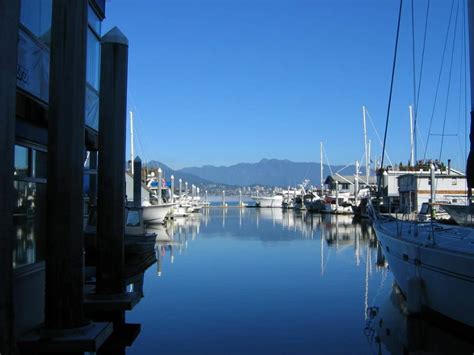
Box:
251;194;284;208
142;200;173;225
320;192;354;214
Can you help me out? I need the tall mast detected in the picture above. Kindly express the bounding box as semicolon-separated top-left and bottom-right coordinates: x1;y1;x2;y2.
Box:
467;0;474;198
320;141;324;194
409;105;415;167
368;139;372;177
130;110;135;175
362;106;369;184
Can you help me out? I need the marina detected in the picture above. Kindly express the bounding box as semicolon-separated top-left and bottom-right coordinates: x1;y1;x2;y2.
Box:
3;0;474;354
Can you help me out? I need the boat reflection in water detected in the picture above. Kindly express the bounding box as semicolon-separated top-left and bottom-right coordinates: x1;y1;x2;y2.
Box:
125;208;470;354
365;284;474;355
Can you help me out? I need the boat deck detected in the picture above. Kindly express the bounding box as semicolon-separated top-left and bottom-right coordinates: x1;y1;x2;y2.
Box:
378;220;474;255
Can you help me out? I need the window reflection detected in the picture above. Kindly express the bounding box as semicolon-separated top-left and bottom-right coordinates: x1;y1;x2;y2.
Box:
14;145;29;177
127;210;141;227
13;183;46;269
33;149;47;179
86;29;100;91
20;0;52;45
88;5;101;36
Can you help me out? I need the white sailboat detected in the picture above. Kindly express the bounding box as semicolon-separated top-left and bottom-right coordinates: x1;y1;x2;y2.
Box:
129;111;173;225
371;0;474;328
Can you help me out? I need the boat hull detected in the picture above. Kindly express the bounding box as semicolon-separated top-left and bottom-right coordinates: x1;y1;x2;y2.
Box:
373;221;474;328
252;196;283;208
142;204;172;225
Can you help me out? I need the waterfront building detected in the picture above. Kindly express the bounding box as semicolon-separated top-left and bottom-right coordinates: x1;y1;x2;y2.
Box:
324;174;376;195
398;170;466;213
0;1;142;353
12;0;104;333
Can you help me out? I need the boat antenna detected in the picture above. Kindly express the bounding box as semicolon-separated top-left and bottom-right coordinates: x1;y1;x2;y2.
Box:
378;0;404;196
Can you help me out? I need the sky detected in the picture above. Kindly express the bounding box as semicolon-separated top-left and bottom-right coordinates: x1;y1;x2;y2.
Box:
103;0;470;171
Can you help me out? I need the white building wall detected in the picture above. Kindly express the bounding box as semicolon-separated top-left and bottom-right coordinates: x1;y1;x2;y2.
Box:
399;174;468;212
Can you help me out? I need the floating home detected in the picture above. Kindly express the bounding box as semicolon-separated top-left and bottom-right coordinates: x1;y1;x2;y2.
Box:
1;1;149;353
378;161;465;213
324;175;377;195
398;169;466;213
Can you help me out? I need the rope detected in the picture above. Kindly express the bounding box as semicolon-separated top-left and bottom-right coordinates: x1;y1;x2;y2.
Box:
379;0;403;185
439;0;460;161
423;0;456;160
365;108;394;166
413;0;431;164
322;145;334;176
411;0;418;164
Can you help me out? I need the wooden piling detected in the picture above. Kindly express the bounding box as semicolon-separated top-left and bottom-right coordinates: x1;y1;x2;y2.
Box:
45;0;89;329
97;27;129;295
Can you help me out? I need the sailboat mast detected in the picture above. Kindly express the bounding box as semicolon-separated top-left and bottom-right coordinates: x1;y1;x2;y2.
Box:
130;110;135;175
362;106;369;185
409;105;415;167
467;0;474;197
320;141;324;194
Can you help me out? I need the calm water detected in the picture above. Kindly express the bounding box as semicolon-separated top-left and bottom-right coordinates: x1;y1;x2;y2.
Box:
126;207;474;355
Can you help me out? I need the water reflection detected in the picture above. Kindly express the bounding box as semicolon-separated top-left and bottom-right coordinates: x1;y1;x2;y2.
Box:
129;208;469;354
365;285;474;354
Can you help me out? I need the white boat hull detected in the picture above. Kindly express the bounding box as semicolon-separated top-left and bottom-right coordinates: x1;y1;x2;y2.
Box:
142;203;173;225
252;196;283;208
373;220;474;327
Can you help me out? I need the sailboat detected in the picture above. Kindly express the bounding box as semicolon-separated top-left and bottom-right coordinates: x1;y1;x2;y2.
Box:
129;111;173;225
371;0;474;328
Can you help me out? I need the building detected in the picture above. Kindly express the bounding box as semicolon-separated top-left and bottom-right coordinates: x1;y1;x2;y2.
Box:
1;1;146;353
11;0;104;335
324;174;377;195
398;170;467;213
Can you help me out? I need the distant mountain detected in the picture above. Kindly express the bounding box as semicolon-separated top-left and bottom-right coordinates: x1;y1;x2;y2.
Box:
146;160;215;187
179;158;369;187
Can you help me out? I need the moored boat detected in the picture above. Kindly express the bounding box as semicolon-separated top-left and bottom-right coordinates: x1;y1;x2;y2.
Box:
251;194;283;208
142;201;173;225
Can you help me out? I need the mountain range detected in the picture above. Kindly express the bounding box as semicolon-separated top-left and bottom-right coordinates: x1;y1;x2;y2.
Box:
148;158;368;187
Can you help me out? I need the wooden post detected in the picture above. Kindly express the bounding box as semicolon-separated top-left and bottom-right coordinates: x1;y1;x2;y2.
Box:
45;0;89;329
97;27;129;295
0;0;20;352
133;157;142;207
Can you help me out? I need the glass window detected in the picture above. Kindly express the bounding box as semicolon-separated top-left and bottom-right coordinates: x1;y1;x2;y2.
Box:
20;0;52;46
126;210;141;227
85;85;100;130
88;5;101;35
32;150;47;179
86;28;101;91
13;182;47;269
14;145;29;177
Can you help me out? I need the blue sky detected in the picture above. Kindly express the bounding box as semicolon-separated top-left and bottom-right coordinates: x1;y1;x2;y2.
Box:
103;0;469;170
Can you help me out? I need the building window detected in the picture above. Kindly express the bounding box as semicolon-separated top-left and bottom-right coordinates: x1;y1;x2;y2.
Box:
85;4;102;131
13;144;47;269
88;5;101;35
20;0;52;46
13;182;47;269
14;145;29;178
86;28;101;91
